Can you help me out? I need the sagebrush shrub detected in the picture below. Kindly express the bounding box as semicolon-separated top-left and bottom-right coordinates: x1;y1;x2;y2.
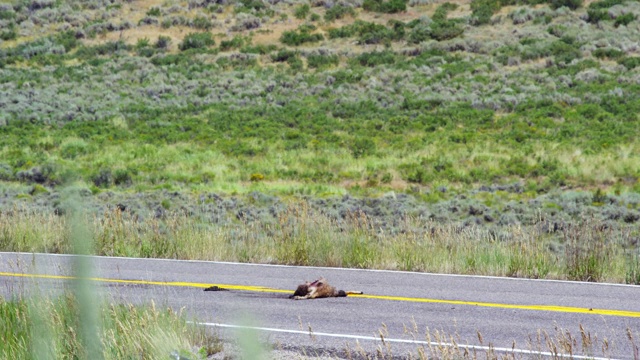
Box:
179;32;215;50
355;50;397;66
114;169;133;186
92;168;113;188
0;164;14;181
614;12;636;27
550;0;582;10
307;53;339;68
231;13;261;31
363;0;407;13
146;7;162;16
470;0;500;25
155;35;172;49
586;8;609;23
271;48;297;62
193;15;213;29
294;3;310;19
324;4;355;21
280;25;324;46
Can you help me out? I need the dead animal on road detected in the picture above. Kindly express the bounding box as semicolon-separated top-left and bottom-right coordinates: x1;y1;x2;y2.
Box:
289;277;363;300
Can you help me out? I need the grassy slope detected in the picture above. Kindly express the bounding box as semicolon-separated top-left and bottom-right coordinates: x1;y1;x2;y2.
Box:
0;0;638;193
0;0;640;282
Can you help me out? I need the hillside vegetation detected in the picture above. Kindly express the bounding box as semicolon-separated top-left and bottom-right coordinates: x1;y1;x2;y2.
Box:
1;0;640;282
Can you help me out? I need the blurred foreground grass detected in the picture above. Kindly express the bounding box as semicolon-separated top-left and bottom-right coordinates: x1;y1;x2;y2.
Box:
0;294;221;359
0;187;221;360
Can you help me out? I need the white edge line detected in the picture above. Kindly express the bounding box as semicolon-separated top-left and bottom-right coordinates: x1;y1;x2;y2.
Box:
191;322;617;360
1;251;638;289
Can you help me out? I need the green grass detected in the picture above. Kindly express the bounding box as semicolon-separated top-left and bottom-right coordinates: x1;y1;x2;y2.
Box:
0;294;221;359
1;117;638;195
2;203;638;283
0;187;221;359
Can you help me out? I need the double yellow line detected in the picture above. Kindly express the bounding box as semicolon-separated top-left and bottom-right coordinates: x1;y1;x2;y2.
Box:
2;271;639;318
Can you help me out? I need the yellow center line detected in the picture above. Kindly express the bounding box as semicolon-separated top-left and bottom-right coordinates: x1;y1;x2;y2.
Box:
2;271;639;318
352;294;640;318
0;271;292;293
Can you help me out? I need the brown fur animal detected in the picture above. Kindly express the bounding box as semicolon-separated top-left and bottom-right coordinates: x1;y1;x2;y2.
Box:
289;277;363;300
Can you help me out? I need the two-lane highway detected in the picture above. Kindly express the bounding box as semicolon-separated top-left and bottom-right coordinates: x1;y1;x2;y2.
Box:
1;252;638;358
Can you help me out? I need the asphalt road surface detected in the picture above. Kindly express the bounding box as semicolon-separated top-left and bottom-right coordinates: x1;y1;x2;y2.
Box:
1;252;639;359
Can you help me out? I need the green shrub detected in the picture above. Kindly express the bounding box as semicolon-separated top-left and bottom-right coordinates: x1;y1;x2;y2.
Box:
92;168;113;188
331;69;364;84
271;48;298;62
593;48;624;60
330;20;404;45
30;184;49;195
361;23;403;44
146;7;162;16
549;40;582;64
241;44;277;54
388;19;407;37
362;0;380;12
363;0;408;13
216;54;257;69
350;137;376;158
399;163;432;184
75;41;130;59
429;2;458;23
0;164;14;181
0;9;15;20
614;12;635;27
54;30;79;52
280;25;324;46
220;36;247;51
586;8;609;23
307;53;339;69
588;0;626;9
179;32;215;51
193;16;213;30
407;23;431;44
114;169;133;186
161;199;171;209
155;35;172;49
136;47;156;57
294;4;310;19
618;56;640;70
60;139;88;159
324;4;355;21
0;27;17;41
412;3;465;41
328;25;357;39
547;24;567;37
355;50;397;66
429;19;464;41
550;0;582;10
287;55;304;70
135;37;151;50
236;0;267;11
150;53;192;65
470;0;500;25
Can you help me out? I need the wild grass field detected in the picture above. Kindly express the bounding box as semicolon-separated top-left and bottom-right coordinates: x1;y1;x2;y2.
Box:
0;294;221;359
0;0;639;283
